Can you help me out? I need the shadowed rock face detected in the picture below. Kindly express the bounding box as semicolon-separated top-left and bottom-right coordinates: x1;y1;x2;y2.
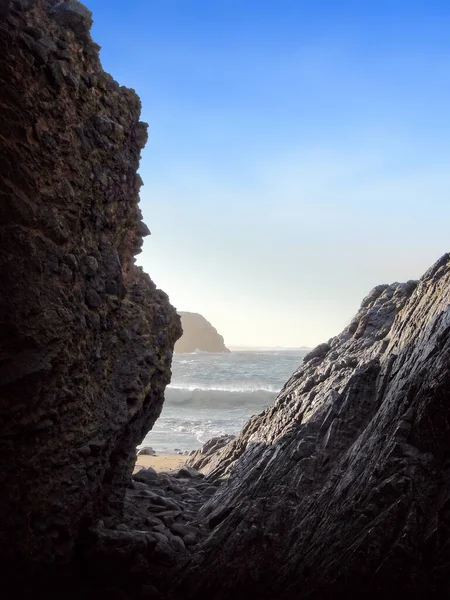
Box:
178;255;450;600
0;0;181;591
2;2;450;599
174;312;230;353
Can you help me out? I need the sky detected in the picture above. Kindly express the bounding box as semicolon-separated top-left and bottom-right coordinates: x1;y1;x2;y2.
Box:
88;0;450;348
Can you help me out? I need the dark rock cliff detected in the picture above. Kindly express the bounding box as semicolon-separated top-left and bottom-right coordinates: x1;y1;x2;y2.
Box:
174;312;230;354
0;0;181;593
2;2;450;599
178;255;450;600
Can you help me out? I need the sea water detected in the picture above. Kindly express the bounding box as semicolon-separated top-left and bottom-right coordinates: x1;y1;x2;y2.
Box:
141;349;308;453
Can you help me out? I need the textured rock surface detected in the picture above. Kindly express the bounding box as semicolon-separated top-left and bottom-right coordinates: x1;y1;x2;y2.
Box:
3;2;450;599
175;255;450;600
0;0;181;592
80;465;219;598
187;435;236;472
174;312;230;354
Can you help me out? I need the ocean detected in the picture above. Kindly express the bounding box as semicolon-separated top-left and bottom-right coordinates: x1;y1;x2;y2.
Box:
140;349;308;453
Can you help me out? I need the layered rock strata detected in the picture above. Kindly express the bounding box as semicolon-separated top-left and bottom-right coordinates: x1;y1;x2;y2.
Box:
187;434;236;472
177;255;450;600
0;0;181;593
174;312;230;353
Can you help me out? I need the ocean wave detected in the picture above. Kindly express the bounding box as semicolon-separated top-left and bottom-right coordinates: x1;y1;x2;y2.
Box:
150;417;236;444
179;349;223;355
167;383;280;394
164;385;276;410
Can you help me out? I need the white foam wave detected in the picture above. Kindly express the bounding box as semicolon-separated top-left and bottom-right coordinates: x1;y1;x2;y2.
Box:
179;349;218;355
167;383;280;394
151;418;232;442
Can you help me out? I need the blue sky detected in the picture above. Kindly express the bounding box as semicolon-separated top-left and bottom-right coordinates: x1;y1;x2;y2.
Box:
88;1;450;347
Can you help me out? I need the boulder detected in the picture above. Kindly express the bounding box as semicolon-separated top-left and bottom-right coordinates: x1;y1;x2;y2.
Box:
171;466;204;479
133;468;160;484
137;446;156;456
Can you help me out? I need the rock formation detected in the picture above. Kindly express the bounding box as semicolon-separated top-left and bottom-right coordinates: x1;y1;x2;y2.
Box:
187;435;236;471
2;2;450;599
178;254;450;600
0;0;181;594
174;312;230;354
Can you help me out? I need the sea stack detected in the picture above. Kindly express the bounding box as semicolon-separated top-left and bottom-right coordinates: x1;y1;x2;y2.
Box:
174;312;230;353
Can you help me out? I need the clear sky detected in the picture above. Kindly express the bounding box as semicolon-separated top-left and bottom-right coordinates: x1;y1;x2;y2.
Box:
87;0;450;348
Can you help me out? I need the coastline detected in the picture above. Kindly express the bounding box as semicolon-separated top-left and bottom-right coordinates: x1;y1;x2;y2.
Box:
134;453;187;473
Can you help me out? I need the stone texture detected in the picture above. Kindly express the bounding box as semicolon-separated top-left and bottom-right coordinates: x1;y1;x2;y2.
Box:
75;466;218;597
186;435;236;472
175;255;450;600
3;1;450;599
174;312;230;353
0;0;181;593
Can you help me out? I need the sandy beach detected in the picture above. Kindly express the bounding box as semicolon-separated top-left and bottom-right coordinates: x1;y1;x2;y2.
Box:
134;453;187;473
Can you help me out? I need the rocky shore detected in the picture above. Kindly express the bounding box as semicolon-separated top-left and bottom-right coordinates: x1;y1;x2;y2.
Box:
1;2;450;600
174;255;450;600
79;465;220;598
128;466;219;553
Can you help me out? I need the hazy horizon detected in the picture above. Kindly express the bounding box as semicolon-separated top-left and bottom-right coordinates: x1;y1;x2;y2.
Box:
88;0;450;347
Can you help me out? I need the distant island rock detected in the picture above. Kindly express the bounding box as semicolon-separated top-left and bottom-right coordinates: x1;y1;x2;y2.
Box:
175;312;230;354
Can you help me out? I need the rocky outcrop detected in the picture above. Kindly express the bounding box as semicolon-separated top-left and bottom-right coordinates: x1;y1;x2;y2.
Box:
175;255;450;600
174;312;230;354
3;2;450;600
81;465;220;598
187;435;236;472
0;0;181;594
